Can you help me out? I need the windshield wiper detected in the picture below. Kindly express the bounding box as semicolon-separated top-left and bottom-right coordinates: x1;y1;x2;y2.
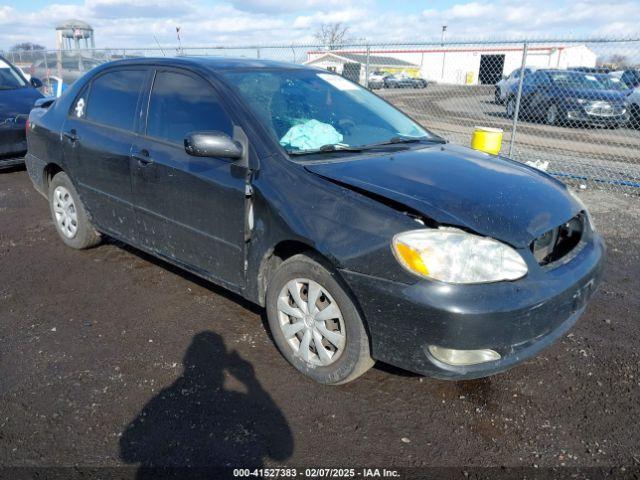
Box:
362;136;445;148
288;144;364;156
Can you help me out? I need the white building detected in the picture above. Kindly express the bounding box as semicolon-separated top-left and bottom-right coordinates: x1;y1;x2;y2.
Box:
304;51;419;85
306;44;597;85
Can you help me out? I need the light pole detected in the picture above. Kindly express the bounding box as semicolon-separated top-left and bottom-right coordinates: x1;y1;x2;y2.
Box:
440;25;447;82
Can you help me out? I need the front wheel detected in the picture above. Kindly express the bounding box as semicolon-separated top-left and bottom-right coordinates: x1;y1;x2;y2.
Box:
545;104;561;126
265;254;374;384
48;172;101;249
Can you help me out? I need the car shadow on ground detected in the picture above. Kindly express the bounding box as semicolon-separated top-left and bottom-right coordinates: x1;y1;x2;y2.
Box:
119;331;293;478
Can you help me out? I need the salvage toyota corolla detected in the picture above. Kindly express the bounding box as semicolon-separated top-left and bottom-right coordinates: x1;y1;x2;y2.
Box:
25;57;604;384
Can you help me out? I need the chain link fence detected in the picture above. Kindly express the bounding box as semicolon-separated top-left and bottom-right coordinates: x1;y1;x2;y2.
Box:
3;37;640;193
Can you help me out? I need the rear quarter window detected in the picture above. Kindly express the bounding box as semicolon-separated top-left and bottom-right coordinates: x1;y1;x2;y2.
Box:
85;69;146;131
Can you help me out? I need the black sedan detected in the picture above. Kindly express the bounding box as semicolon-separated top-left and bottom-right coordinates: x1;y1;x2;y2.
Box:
506;69;628;127
1;56;43;168
26;58;604;384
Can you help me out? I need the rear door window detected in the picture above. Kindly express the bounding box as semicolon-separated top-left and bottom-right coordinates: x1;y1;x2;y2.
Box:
85;69;146;131
146;71;233;145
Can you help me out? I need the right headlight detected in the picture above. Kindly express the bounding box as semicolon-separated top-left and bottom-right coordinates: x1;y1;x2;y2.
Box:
392;228;528;284
569;189;596;231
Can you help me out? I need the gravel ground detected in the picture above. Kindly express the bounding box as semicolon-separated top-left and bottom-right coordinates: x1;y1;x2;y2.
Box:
1;168;639;477
380;86;640;189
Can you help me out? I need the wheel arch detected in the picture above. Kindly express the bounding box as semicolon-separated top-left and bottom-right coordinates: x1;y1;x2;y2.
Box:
256;240;368;333
257;239;319;307
43;162;64;192
258;239;374;366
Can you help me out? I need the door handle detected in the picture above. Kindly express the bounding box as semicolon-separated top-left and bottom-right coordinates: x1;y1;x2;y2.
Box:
63;130;78;143
131;149;154;166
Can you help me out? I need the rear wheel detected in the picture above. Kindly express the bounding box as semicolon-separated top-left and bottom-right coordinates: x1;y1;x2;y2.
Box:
48;172;101;249
265;254;374;384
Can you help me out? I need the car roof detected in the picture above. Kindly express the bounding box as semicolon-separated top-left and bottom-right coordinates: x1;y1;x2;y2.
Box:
536;69;590;74
98;56;309;72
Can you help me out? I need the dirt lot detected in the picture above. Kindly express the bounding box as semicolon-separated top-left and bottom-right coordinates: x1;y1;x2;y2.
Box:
1;168;640;476
380;86;640;187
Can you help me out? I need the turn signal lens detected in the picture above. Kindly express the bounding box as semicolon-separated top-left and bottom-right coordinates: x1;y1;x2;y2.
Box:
394;242;429;276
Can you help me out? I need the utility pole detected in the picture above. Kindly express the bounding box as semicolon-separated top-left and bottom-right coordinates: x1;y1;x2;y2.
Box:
440;25;447;82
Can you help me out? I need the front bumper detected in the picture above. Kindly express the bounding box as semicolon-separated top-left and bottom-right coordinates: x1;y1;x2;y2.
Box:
566;106;628;126
340;233;605;380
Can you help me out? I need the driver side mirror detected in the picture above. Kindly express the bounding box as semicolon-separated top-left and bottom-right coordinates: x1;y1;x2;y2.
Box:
30;77;43;89
184;131;243;160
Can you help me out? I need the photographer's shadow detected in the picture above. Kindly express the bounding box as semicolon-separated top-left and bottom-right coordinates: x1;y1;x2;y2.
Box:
120;331;293;478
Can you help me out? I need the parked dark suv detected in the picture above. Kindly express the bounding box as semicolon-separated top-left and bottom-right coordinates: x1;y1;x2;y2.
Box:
26;58;604;384
0;55;43;168
506;69;628;127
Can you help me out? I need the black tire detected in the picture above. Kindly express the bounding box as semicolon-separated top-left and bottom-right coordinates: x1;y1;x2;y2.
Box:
48;171;101;249
545;104;562;126
265;253;374;385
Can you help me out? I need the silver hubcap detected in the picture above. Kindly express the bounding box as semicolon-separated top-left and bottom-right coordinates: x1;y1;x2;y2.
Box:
547;106;558;124
277;278;346;367
507;100;515;117
52;186;78;238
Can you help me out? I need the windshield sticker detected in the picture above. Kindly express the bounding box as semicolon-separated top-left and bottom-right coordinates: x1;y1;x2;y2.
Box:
317;73;358;91
75;98;85;118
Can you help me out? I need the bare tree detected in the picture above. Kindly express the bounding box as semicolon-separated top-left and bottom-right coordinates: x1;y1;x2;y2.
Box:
10;42;45;52
314;23;351;50
599;54;630;69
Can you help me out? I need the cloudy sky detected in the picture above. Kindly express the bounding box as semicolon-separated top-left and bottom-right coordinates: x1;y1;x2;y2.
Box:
0;0;638;50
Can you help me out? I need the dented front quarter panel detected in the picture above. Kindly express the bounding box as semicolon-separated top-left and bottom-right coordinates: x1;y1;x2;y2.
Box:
243;152;422;305
304;143;583;248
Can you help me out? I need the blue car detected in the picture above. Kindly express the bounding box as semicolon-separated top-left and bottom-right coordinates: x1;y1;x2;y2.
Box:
506;69;628;128
0;55;43;168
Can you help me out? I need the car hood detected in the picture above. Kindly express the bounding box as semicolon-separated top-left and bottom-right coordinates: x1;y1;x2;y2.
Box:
0;87;43;122
305;144;581;248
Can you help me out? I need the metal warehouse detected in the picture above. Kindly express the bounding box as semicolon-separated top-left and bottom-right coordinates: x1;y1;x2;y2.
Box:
306;44;597;85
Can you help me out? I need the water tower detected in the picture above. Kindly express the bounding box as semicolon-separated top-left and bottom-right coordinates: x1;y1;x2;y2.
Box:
53;20;95;82
55;19;95;51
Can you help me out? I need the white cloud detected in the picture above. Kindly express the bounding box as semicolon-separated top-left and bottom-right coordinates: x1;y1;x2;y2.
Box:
0;0;638;51
444;2;494;19
231;0;358;13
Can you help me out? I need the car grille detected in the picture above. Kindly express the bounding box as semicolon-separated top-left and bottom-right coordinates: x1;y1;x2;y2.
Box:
585;101;625;117
531;214;585;266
